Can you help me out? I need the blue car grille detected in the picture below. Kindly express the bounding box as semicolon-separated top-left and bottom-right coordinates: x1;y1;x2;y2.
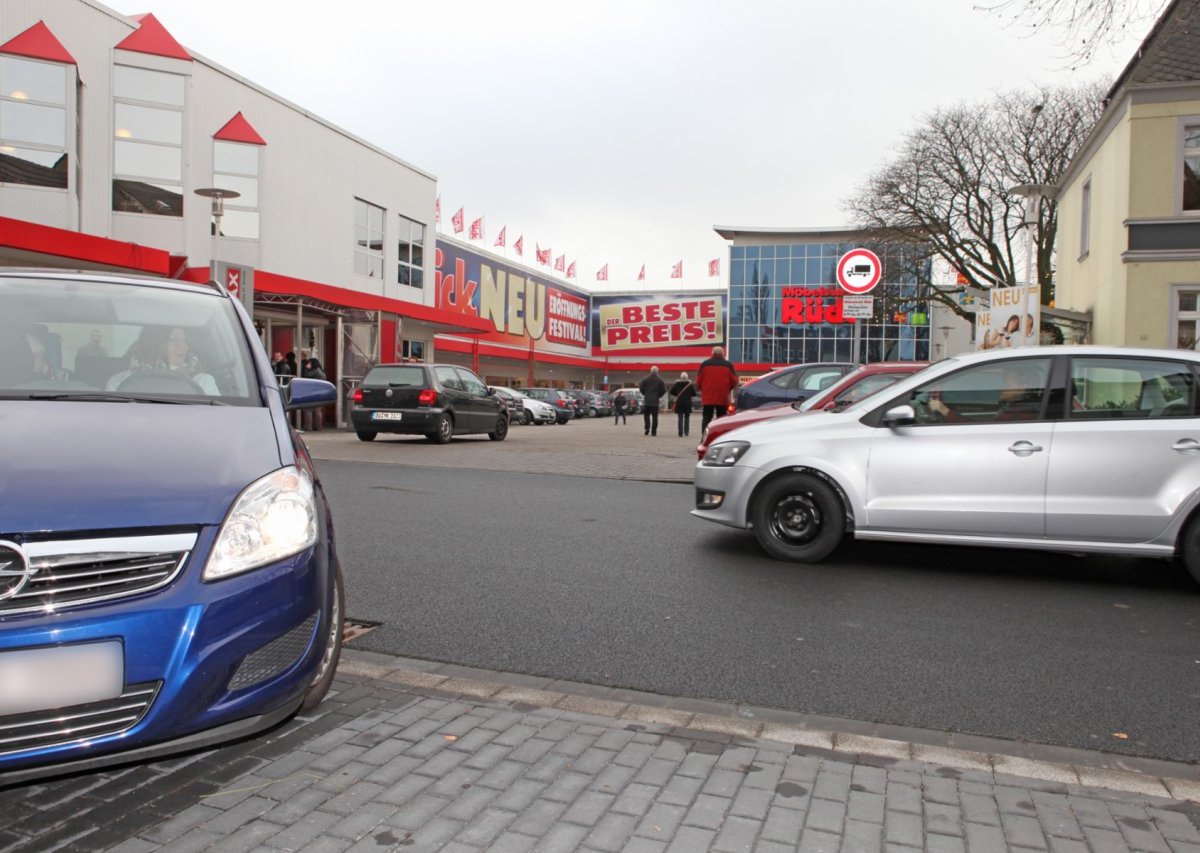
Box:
0;682;160;757
228;612;318;690
1;533;196;617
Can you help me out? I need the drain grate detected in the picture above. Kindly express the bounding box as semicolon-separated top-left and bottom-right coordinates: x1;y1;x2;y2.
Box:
342;618;381;643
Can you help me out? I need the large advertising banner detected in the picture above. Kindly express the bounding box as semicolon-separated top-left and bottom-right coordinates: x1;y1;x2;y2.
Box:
590;293;726;354
435;241;590;352
975;284;1040;350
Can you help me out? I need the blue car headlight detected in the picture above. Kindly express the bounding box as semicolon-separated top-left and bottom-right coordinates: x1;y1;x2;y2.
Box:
204;466;318;581
703;441;751;467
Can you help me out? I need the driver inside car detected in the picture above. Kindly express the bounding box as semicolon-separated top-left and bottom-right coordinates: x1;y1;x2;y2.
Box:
106;326;220;395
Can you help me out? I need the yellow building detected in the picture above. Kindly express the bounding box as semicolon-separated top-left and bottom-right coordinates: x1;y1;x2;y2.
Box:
1055;0;1200;348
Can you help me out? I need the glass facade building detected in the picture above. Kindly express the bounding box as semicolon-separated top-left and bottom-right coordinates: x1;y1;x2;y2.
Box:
726;236;932;366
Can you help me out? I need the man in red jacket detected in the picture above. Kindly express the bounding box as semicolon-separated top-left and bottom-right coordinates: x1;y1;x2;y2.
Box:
696;345;739;435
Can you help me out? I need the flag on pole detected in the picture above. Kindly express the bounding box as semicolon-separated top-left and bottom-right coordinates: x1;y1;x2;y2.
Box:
469;217;483;241
596;263;608;281
451;207;464;234
536;244;550;265
554;254;565;272
495;226;506;248
708;258;720;277
671;261;683;279
566;261;576;279
435;196;441;224
637;264;645;281
515;235;524;256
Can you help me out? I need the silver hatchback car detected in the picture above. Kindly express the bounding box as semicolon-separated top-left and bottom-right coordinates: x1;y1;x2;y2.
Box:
693;346;1200;584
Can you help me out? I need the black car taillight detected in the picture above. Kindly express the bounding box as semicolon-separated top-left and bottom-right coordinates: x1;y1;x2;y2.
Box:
352;388;363;404
418;388;438;406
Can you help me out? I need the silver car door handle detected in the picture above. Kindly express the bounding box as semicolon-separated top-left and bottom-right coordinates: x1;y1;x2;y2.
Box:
1172;438;1200;453
1008;441;1043;456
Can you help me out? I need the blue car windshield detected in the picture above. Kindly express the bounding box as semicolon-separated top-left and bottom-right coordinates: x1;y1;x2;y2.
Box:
0;275;259;404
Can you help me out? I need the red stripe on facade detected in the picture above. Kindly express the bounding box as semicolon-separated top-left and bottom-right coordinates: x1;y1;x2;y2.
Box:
254;270;493;334
0;216;169;274
115;13;191;61
213;112;266;145
0;21;76;65
434;336;600;369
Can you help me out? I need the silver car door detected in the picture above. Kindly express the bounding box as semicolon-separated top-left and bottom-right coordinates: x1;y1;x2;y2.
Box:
865;357;1053;537
1046;355;1200;542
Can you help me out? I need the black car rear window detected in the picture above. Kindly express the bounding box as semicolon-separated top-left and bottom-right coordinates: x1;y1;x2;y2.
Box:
363;366;426;387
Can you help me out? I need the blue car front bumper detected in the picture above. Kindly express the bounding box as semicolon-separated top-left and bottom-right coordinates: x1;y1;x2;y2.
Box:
0;525;335;784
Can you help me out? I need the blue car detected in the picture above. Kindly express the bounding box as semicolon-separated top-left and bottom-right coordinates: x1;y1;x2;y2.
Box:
733;362;855;411
0;270;343;784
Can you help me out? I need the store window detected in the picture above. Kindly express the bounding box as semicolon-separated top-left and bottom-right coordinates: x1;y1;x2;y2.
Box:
0;55;70;189
112;65;184;216
213;140;259;239
1185;125;1200;212
397;214;425;288
1173;289;1200;349
354;199;384;278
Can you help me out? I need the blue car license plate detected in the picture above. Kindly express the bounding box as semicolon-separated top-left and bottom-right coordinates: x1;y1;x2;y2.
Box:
0;641;124;716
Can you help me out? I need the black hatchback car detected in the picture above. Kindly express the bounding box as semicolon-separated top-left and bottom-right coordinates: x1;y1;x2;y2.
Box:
351;363;507;443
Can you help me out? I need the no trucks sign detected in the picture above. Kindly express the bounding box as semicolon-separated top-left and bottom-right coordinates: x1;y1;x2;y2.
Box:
836;249;882;295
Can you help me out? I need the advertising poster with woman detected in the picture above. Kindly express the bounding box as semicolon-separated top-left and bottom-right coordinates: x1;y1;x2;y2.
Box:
975;284;1040;350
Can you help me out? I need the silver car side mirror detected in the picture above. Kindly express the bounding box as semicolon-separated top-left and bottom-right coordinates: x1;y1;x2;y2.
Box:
882;404;916;427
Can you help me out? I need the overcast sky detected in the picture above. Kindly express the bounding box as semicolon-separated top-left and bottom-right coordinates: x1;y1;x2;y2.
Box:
119;0;1149;292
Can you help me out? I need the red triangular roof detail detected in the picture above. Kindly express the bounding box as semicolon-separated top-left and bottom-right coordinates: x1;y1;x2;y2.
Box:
214;112;267;146
0;21;77;65
115;13;191;61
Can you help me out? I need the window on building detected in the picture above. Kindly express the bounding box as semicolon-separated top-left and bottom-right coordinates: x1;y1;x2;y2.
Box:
355;199;384;278
1185;126;1200;212
213;140;259;239
1173;289;1200;349
112;65;185;216
1080;178;1091;257
397;214;425;288
0;56;70;189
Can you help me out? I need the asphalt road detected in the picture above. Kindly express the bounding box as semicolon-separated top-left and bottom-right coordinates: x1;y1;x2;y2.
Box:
318;459;1200;764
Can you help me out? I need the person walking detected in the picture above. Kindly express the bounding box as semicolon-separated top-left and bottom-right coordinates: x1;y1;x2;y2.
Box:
613;391;628;425
696;345;739;435
669;372;697;437
638;366;667;436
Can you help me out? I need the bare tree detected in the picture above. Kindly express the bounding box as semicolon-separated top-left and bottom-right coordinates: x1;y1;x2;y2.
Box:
844;82;1105;319
979;0;1167;65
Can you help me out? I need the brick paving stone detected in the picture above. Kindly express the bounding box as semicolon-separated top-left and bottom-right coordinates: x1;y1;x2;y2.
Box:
494;779;547;813
263;809;342;850
1048;837;1092;853
622;838;669;853
924;801;964;837
713;813;763;851
658;773;705;807
731;785;775;821
1002;812;1051;850
637;802;689;838
842;818;885;852
885;810;924;848
762;804;808;845
798;827;843;852
1082;824;1135;853
667;824;717;852
966;822;1010;853
326;801;399;840
807;797;849;835
586;811;639;851
925;832;967;853
849;790;886;824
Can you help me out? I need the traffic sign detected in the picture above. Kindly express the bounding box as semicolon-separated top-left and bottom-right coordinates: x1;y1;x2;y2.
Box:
841;295;874;319
836;248;882;294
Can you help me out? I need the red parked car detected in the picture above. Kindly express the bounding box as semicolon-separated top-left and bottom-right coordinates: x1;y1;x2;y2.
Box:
697;361;928;459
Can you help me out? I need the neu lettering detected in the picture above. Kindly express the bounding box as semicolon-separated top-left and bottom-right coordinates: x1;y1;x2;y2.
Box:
479;264;544;338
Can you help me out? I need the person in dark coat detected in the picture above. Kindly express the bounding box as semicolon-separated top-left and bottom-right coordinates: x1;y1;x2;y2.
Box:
669;372;697;437
299;349;326;431
638;366;667;437
613;391;628;425
696;345;739;435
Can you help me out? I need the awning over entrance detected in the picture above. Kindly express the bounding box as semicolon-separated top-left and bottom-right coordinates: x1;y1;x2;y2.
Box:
0;216;169;275
254;270;492;335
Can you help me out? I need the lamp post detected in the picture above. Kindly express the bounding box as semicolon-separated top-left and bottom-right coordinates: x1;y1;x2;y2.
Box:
1007;182;1055;346
194;187;241;284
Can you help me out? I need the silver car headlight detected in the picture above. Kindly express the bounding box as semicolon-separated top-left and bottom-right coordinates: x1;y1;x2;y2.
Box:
204;466;318;580
703;441;751;467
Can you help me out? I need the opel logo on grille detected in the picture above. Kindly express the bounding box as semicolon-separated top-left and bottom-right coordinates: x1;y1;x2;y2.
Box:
0;541;33;602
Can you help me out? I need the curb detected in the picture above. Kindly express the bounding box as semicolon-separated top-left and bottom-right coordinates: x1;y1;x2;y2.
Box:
338;648;1200;805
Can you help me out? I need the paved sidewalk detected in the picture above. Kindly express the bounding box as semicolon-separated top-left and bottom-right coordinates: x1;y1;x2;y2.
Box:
301;416;699;483
5;650;1198;852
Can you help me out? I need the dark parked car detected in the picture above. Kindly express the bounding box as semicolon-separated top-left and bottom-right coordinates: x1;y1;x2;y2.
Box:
521;387;575;423
0;269;343;784
586;390;614;417
351;363;507;443
563;388;588;418
733;362;855;411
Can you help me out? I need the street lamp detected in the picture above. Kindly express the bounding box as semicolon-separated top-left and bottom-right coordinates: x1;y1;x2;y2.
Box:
1008;182;1055;346
194;187;241;283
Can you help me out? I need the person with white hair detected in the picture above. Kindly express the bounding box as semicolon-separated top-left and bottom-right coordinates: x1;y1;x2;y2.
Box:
669;371;697;437
638;365;667;436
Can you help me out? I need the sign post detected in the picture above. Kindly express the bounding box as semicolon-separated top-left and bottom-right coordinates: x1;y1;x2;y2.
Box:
836;248;882;364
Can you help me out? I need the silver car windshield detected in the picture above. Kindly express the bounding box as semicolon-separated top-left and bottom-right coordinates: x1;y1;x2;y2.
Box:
0;275;258;404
